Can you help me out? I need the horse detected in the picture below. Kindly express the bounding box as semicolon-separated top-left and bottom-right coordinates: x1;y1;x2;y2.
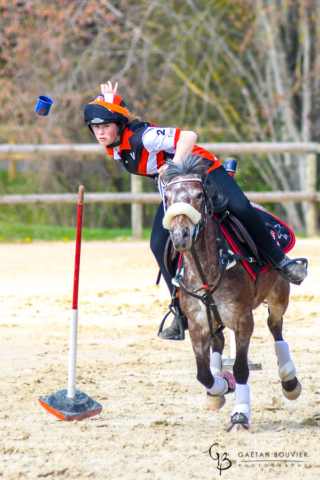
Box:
161;155;301;431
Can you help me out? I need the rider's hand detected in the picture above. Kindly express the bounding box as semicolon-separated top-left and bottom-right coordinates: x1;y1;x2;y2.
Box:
101;81;118;95
158;164;168;175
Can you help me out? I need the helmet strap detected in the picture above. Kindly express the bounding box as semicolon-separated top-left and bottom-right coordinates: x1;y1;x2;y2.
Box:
107;124;125;149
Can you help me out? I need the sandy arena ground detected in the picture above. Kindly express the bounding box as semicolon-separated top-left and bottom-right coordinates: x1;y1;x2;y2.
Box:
0;238;320;479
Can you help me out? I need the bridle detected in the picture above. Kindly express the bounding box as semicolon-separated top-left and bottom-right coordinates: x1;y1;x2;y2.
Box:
161;174;259;347
164;177;214;240
166;177;203;187
165;176;229;350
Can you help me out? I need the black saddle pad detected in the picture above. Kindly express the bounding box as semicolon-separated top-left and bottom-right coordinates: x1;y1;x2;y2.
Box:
218;206;296;281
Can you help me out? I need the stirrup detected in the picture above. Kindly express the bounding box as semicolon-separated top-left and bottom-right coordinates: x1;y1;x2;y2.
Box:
275;257;308;285
158;305;186;341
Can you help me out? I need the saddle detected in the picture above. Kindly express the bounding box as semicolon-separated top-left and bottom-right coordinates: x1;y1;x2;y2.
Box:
217;205;295;280
163;204;296;282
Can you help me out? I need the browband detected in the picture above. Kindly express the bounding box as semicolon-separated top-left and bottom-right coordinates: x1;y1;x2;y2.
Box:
167;178;203;188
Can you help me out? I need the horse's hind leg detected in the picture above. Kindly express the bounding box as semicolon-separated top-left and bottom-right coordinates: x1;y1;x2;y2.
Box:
266;279;301;400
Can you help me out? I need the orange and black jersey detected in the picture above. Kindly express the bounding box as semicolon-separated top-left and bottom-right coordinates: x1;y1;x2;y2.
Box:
106;122;221;178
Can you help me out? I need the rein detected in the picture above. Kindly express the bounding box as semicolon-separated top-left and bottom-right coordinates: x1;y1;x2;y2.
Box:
167;178;229;350
174;220;229;350
166;175;256;350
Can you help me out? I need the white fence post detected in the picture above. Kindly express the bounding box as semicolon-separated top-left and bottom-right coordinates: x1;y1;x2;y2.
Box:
230;330;236;359
222;330;262;371
131;175;143;240
306;153;318;237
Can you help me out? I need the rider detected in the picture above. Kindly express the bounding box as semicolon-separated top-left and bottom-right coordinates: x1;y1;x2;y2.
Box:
84;81;308;340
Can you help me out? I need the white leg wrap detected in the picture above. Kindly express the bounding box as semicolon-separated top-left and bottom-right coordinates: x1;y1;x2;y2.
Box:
210;352;222;376
275;341;296;381
232;383;251;419
207;376;228;396
279;361;296;381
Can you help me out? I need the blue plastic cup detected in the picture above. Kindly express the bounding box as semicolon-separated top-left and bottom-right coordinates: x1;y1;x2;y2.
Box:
224;158;238;174
35;95;54;116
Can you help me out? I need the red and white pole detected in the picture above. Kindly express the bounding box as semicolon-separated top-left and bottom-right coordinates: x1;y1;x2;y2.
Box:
67;186;84;399
39;184;102;420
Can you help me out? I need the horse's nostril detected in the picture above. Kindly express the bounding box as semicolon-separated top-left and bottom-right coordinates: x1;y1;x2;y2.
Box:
182;227;189;239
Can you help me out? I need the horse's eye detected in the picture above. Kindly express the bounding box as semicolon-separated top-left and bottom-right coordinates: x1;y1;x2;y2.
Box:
197;192;204;200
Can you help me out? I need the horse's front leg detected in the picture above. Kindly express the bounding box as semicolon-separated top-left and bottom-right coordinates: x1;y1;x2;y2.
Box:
227;311;253;432
188;309;234;411
206;333;230;411
210;333;225;375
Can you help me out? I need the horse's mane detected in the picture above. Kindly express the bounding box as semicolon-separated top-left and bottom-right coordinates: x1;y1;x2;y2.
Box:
163;155;228;213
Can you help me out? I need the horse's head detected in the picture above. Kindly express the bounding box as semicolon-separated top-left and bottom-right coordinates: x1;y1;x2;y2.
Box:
162;156;227;252
164;173;204;251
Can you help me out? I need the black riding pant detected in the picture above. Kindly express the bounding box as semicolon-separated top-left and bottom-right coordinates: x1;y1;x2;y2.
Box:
150;165;285;295
150;203;175;294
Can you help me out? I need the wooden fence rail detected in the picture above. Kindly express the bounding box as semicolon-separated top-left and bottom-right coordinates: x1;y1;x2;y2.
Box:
0;142;318;237
1;142;320;155
0;191;319;205
1;191;318;239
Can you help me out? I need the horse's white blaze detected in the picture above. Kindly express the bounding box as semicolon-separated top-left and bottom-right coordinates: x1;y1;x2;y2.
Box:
162;202;201;230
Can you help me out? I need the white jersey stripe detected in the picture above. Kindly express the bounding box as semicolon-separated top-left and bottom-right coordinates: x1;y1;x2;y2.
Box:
146;151;158;175
141;126;178;175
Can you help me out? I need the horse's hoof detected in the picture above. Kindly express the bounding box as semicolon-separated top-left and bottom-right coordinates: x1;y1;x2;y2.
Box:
226;413;250;432
206;393;226;411
282;377;302;400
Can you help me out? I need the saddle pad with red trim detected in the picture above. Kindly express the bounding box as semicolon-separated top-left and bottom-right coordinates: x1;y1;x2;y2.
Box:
218;207;296;281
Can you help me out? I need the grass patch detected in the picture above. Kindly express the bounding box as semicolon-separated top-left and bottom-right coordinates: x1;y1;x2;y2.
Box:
0;221;312;244
0;222;152;243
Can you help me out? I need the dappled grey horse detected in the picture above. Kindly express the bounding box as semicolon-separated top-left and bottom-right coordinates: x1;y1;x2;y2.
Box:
162;156;301;431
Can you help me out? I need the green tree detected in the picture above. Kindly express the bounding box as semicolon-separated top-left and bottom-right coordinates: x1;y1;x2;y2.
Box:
1;0;319;230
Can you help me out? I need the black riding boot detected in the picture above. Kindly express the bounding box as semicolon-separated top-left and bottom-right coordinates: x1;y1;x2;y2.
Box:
208;166;308;286
158;298;188;341
274;256;308;285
